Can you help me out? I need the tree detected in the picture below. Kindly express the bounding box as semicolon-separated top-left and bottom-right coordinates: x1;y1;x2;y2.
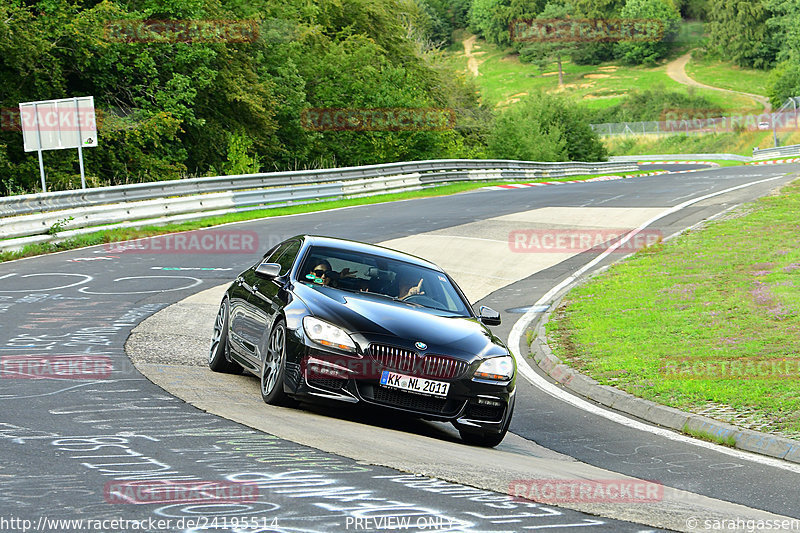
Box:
616;0;681;65
515;1;576;86
0;0;485;193
767;62;800;108
706;0;778;68
764;0;800;62
764;0;800;106
469;0;513;46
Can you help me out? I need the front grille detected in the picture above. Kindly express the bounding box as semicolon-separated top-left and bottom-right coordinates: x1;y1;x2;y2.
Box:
307;377;347;391
465;403;505;422
373;387;449;414
370;344;468;380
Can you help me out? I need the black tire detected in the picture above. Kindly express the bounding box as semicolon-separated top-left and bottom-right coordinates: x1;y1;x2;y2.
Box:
459;398;514;448
208;297;242;374
260;319;295;406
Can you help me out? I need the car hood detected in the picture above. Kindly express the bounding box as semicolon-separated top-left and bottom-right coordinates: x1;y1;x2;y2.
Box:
293;283;507;360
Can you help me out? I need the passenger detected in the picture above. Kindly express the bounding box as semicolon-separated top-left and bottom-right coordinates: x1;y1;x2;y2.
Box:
307;260;335;286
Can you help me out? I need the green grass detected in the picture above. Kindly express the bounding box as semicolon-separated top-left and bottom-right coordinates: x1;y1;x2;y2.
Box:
683;426;737;447
685;54;772;98
0;170;656;263
604;130;800;157
547;178;800;438
446;34;760;114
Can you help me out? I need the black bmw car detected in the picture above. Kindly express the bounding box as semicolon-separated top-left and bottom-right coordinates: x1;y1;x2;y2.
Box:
209;235;516;446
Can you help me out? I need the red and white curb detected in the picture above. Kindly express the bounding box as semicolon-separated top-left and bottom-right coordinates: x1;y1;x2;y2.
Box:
748;158;800;165
637;160;721;166
480;168;719;191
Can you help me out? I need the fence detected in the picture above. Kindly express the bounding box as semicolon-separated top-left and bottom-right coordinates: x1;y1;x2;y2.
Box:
591;97;800;138
0;158;637;251
752;144;800;160
609;153;751;162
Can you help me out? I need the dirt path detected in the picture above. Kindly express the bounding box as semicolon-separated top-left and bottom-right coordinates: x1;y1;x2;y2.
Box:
463;35;480;77
666;51;771;112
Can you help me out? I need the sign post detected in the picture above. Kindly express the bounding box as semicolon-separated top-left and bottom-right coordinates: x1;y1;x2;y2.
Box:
19;96;98;192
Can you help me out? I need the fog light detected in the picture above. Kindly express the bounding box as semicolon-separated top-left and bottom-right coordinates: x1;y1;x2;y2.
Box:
477;398;503;407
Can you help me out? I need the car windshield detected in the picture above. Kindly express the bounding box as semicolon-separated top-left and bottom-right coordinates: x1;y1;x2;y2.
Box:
297;246;471;316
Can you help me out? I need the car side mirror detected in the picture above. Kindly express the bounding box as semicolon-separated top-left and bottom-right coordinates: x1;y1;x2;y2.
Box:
478;306;501;326
255;262;282;279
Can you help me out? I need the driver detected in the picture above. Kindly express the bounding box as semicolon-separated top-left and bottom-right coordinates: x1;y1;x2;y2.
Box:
397;271;424;300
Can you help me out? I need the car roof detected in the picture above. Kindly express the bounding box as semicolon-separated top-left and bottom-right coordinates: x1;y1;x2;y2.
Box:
297;235;443;272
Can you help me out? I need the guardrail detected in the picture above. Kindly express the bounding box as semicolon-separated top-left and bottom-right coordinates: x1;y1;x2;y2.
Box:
752;144;800;160
609;154;751;162
0;159;637;251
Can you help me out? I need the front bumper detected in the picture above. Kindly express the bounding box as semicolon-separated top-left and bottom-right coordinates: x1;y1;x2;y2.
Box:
283;329;515;434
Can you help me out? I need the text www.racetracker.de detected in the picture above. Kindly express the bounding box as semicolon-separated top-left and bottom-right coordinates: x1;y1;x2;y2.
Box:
0;516;280;532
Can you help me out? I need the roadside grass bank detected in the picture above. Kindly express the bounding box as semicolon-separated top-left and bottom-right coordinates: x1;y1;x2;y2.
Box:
446;32;757;114
0;170;657;263
547;177;800;440
605;130;800;157
684;54;771;97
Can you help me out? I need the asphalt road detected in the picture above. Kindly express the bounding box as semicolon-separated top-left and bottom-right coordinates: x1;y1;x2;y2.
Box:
1;163;798;532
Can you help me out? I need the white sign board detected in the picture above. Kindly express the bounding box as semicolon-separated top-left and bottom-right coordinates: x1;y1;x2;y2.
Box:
20;96;97;152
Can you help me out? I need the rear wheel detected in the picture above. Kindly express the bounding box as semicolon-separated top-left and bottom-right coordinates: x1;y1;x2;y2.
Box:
260;319;295;406
208;297;241;374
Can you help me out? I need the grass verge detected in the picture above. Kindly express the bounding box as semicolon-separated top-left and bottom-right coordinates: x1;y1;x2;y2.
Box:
605;130;800;157
547;176;800;439
0;170;656;263
683;425;737;447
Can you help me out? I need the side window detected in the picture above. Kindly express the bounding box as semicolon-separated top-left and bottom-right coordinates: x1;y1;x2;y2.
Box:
273;240;301;276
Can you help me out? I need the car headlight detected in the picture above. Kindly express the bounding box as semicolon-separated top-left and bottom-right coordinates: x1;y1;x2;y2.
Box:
302;316;356;352
474;356;514;381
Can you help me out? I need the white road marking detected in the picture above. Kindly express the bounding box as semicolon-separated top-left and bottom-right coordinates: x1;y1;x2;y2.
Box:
0;273;93;292
78;276;202;295
507;173;800;474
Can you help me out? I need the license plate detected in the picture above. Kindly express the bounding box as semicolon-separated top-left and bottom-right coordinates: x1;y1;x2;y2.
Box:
380;370;449;397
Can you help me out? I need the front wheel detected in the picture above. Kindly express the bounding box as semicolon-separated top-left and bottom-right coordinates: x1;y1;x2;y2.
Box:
260;319;295;406
209;297;241;374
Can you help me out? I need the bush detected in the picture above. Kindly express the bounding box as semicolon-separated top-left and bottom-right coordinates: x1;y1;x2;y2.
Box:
586;86;723;123
488;93;607;162
767;60;800;108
